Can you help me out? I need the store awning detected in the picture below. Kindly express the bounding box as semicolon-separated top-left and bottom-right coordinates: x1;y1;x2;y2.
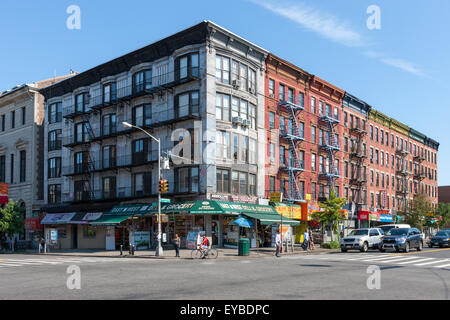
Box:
106;201;278;216
41;213;76;224
242;212;300;226
90;215;132;226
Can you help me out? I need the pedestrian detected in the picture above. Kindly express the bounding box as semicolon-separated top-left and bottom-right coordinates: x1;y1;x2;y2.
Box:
308;229;315;251
275;230;281;257
302;228;309;252
40;237;46;254
173;234;180;258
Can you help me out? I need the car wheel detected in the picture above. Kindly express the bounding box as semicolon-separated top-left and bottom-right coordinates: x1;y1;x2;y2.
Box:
439;244;444;248
341;248;347;253
379;247;385;252
395;247;400;252
417;241;423;251
428;244;433;248
404;242;410;253
360;242;368;253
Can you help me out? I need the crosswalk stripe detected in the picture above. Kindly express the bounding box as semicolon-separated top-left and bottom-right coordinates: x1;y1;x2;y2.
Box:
414;259;449;266
0;262;27;267
361;255;414;262
396;258;434;265
434;263;450;268
377;256;421;264
346;255;389;261
2;260;58;265
12;259;63;265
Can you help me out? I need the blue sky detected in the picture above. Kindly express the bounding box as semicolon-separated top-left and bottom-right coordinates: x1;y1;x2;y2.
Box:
1;0;449;184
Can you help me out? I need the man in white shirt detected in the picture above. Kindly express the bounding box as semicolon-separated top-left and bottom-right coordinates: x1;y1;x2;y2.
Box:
303;229;309;252
275;230;281;257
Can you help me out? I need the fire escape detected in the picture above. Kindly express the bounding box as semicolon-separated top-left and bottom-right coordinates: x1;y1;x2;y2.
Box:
349;123;368;206
318;112;340;189
395;147;410;216
278;96;305;203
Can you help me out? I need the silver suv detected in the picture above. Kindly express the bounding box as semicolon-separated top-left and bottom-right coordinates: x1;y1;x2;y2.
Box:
340;228;383;252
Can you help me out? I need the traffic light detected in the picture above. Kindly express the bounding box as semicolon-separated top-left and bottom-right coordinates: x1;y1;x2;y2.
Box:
159;179;169;194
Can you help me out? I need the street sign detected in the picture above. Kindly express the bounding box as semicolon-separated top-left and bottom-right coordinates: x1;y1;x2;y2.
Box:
160;198;171;203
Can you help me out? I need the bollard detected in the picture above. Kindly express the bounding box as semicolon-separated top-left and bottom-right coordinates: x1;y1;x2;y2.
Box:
120;245;123;256
131;245;135;256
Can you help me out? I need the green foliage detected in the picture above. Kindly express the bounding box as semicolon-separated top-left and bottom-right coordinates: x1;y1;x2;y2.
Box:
321;241;340;249
434;202;450;229
0;201;25;236
406;194;431;231
312;188;347;242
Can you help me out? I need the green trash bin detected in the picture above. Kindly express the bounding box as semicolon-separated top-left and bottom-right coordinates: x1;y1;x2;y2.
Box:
238;238;250;256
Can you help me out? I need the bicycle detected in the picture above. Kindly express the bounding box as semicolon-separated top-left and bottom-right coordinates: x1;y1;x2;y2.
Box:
191;246;218;259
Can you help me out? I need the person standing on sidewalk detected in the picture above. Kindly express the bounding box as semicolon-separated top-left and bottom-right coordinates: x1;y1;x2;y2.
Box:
308;229;315;251
302;228;309;252
275;230;281;257
173;234;180;258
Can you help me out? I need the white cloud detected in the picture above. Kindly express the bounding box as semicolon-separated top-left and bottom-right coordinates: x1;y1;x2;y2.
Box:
250;0;365;47
380;58;424;76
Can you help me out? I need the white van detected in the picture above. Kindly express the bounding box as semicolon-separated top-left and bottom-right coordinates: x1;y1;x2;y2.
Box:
379;224;411;235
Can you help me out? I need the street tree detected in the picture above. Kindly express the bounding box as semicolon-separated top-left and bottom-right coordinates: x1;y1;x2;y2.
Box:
312;188;347;243
434;202;450;229
0;200;25;252
406;194;431;231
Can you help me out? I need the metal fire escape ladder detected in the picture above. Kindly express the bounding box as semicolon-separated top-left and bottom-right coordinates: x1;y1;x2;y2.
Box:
319;116;340;189
278;98;305;203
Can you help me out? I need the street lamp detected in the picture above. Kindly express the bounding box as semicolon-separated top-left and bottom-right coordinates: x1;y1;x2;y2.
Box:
122;121;163;256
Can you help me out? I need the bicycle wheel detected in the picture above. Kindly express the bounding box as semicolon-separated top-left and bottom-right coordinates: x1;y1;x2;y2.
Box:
207;248;218;259
191;249;203;259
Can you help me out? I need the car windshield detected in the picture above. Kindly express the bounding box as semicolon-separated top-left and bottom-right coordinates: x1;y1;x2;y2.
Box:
386;228;408;236
349;230;368;236
435;232;449;237
380;226;394;234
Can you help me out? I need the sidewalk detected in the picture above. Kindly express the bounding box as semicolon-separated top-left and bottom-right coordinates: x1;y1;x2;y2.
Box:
24;245;338;260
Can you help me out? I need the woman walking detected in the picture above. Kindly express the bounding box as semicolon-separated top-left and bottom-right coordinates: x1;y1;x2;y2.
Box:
308;229;315;251
173;234;181;258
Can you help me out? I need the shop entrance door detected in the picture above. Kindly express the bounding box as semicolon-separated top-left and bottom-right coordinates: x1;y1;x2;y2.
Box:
115;226;129;250
72;225;78;249
211;221;219;246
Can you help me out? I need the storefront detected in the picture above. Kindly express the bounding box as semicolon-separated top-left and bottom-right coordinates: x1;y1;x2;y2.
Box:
103;200;298;250
41;212;105;249
271;203;303;244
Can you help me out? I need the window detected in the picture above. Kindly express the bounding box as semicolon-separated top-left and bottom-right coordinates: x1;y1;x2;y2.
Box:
269;176;275;193
75;122;90;143
83;226;97;238
216;55;230;84
216;93;230;121
269;112;275;129
370;125;373;140
176;91;199;118
375;127;379;142
269;79;275;97
380;129;384;144
231;97;253;121
288;88;294;103
0;156;5;182
132;104;152;127
249;174;256;196
103;83;117;105
21;107;26;125
102;114;117;136
216;131;231;159
311;154;316;171
241;136;249;163
230;59;254;92
298;92;304;108
102;177;116;200
48;184;61;204
74;151;89;174
132;139;151;165
102;146;116;169
48;130;62;151
19;150;26;182
311;126;316;144
311;97;316;114
48;157;61;179
48;102;62;124
133;172;151;196
216;168;230;193
280;146;285;165
10;154;14;184
249;103;256;129
311;183;316;200
11;110;15;129
75;93;89;113
334;107;339;120
269;143;275;162
249;138;256;164
344;112;348;126
132;69;152;94
279;84;285;101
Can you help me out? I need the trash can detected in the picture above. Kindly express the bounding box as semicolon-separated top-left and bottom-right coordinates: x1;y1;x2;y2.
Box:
238;238;250;256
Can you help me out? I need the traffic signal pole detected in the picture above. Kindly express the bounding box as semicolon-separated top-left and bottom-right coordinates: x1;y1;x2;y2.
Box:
156;137;163;256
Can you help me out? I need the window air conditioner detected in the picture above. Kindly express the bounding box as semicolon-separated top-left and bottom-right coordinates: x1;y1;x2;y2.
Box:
232;80;241;89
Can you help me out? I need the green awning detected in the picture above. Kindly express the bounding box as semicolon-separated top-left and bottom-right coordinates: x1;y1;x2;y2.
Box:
90;215;132;225
106;201;278;216
243;212;300;226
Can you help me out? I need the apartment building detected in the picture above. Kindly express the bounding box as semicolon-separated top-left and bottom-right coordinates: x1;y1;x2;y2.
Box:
0;75;72;244
39;21;269;249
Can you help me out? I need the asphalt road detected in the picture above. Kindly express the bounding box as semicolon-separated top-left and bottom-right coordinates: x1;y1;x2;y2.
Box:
0;247;448;300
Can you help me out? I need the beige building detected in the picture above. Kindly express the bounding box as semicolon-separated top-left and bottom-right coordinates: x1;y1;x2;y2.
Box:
0;75;73;246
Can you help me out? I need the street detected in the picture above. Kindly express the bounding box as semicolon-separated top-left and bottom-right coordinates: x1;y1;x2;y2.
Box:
0;248;448;300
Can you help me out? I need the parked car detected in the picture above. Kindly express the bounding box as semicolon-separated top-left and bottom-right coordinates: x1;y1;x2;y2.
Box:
340;228;383;252
428;231;450;248
378;224;411;235
381;228;423;252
